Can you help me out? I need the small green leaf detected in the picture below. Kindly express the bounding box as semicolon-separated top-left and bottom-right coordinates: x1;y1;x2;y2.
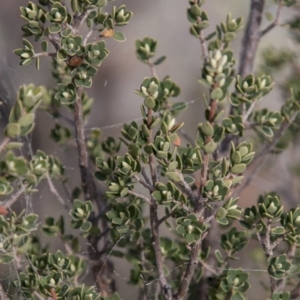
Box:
203;140;217;154
265;12;274;21
231;164;246;174
113;31;126;42
166;172;181;182
5;142;23;149
144;96;156;109
271;226;285;235
154;56;167;65
168;161;178;172
215;249;224;263
261;126;273;137
210;87;223;100
41;40;48;52
185;233;195;244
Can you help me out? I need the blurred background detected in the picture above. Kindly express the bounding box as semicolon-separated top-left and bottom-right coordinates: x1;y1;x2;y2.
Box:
1;0;300;299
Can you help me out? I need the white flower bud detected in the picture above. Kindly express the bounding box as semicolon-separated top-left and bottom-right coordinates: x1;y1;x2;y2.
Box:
260;79;266;88
62;92;70;98
210;58;217;69
214;50;222;61
206;75;213;84
269;118;277;125
216;66;223;74
219;78;226;87
219;55;228;67
168;118;175;130
152;91;158;99
21;53;30;58
213;185;219;195
144;44;150;53
141;86;149;96
118;9;125;18
187;225;194;233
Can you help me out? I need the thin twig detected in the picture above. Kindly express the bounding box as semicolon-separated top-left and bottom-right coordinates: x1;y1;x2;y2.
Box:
258;221;277;293
259;0;283;37
34;52;56;58
83;24;97;45
193;0;208;60
127;190;151;205
235;115;297;196
203;214;215;224
141;168;153;189
242;99;257;122
157;214;173;227
172;199;192;214
3;185;26;209
73;10;90;31
147;60;158;78
0;137;10;154
46;174;70;210
175;170;196;204
133;174;154;192
198;29;208;60
199;259;217;276
271;235;286;250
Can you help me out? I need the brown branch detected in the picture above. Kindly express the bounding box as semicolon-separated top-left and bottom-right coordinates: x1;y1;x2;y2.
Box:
238;0;265;78
73;87;94;201
259;0;283;37
157;214;172;227
3;185;26;209
73;87;113;296
175;233;207;300
127;190;151;205
150;202;172;300
143;60;172;298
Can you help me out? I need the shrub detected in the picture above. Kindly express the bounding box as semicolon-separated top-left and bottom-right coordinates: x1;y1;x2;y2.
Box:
1;0;300;299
